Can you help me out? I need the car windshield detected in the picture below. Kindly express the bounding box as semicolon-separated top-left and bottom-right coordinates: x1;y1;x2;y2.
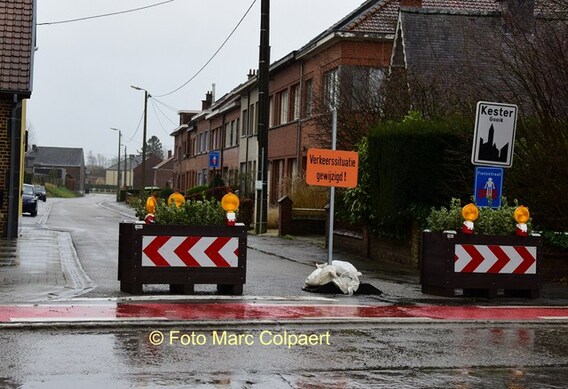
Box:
35;186;45;192
23;186;35;195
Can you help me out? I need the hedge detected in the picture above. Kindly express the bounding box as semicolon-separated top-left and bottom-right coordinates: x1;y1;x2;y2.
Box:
367;116;474;237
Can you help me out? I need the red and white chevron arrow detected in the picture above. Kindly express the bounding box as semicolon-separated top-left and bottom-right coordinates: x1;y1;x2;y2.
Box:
142;236;239;267
454;244;537;274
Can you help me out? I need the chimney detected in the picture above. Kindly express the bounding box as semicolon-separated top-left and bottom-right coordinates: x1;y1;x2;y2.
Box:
202;91;213;110
168;150;172;159
247;69;258;79
497;0;535;33
400;0;422;7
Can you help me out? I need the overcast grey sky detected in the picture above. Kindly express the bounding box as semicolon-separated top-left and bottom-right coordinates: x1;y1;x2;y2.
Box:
27;0;364;165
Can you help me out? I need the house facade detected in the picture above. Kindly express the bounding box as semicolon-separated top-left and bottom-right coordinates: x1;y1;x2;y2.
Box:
0;0;36;238
25;145;86;192
131;153;175;189
170;0;552;205
171;0;403;202
105;154;142;188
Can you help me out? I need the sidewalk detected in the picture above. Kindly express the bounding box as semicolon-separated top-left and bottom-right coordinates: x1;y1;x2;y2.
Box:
0;226;95;303
1;203;567;306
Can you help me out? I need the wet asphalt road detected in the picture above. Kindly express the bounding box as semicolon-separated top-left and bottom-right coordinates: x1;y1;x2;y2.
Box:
1;322;568;388
10;195;568;387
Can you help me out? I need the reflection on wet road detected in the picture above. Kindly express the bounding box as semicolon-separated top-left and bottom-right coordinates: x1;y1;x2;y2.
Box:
1;323;567;388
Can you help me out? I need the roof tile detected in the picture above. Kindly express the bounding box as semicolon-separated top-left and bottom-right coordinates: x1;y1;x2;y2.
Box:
0;0;35;95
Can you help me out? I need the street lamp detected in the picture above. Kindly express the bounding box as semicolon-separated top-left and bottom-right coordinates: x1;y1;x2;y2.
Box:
122;144;127;188
131;85;149;190
110;128;122;202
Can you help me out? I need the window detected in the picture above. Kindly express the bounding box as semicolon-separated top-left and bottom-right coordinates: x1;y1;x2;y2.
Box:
242;109;249;137
225;123;231;148
235;119;239;145
279;89;289;125
268;96;274;128
351;67;386;110
324;68;339;110
225;122;232;148
253;102;259;135
190;136;197;156
210;127;221;150
291;84;300;121
304;79;313;117
198;131;209;154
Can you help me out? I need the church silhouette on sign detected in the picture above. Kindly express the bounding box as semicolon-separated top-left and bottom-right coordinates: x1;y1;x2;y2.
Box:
477;124;509;163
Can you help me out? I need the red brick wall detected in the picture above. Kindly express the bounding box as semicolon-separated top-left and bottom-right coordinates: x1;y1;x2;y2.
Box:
0;98;13;237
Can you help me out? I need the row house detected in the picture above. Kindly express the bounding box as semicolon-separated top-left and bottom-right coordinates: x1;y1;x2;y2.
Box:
171;0;505;201
0;0;35;238
172;89;242;192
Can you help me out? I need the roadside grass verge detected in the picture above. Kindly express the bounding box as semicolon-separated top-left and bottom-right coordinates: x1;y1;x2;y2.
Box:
45;183;82;198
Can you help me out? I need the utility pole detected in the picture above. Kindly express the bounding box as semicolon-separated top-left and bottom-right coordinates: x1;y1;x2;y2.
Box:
123;145;127;188
131;85;149;190
255;0;270;234
110;128;121;202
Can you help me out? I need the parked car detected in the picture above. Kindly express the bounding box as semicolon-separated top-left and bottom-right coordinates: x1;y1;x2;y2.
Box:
22;184;38;217
34;185;47;202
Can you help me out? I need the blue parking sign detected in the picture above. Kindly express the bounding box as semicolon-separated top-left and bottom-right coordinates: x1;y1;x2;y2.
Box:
474;167;504;208
209;151;220;168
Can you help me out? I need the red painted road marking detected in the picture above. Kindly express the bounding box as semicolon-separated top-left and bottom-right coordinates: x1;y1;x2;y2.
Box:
1;303;568;323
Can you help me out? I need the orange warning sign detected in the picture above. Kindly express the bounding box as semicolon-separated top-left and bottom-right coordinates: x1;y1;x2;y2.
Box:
306;148;359;188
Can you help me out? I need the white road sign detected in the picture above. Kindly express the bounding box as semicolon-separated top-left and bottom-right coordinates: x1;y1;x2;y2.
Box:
471;101;518;167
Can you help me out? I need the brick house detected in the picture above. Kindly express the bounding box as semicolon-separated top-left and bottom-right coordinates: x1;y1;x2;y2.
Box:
25;145;86;192
171;0;548;204
390;0;562;116
132;153;169;190
105;154;142;188
172;0;402;202
0;0;35;238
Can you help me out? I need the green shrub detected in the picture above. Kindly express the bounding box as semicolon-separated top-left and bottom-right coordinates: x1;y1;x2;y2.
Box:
131;198;146;220
337;137;374;227
155;199;225;226
45;183;82;198
160;188;174;201
366;116;473;237
426;198;531;235
186;185;208;196
506;119;568;232
541;231;568;250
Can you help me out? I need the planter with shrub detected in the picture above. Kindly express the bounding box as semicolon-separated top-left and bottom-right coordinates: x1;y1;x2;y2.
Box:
421;199;541;298
118;197;247;295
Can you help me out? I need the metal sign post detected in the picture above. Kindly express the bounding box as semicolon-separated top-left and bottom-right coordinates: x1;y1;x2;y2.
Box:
328;110;337;265
305;110;359;265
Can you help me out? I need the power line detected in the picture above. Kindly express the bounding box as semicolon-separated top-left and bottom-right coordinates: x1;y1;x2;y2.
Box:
151;98;178;126
154;0;257;98
150;99;175;138
126;109;145;145
152;97;180;113
37;0;176;26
